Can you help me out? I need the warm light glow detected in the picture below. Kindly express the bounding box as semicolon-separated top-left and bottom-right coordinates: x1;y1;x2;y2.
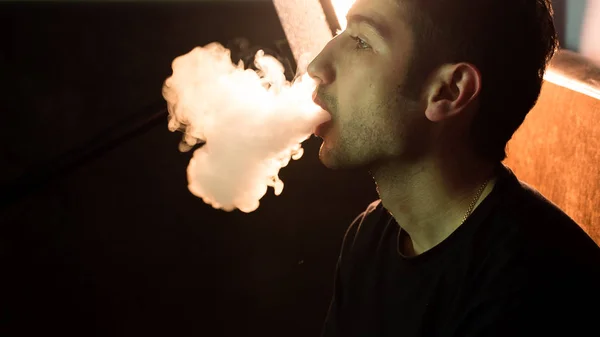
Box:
543;69;600;101
331;0;356;32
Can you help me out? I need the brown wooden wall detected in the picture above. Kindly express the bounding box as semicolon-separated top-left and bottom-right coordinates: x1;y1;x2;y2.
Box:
504;75;600;245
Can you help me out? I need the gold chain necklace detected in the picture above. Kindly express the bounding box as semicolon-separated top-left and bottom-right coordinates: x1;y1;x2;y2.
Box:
397;177;492;256
461;178;491;225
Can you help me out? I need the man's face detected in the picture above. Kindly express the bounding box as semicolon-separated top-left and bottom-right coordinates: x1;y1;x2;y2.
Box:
308;0;429;170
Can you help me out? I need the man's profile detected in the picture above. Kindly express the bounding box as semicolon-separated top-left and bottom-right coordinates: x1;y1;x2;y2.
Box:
307;0;600;336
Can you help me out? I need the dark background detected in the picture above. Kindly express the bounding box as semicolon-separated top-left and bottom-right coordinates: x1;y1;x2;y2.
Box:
0;1;572;336
0;1;377;336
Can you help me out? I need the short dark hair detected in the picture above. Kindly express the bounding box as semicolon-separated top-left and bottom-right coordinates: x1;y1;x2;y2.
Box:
407;0;559;162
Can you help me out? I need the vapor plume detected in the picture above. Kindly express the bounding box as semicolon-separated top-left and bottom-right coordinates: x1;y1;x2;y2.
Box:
162;43;329;213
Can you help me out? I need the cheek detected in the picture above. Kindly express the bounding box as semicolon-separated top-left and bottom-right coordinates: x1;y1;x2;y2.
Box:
336;65;408;131
339;98;397;146
338;82;395;127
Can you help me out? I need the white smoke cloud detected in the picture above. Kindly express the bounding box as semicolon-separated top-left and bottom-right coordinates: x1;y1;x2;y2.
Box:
162;43;329;213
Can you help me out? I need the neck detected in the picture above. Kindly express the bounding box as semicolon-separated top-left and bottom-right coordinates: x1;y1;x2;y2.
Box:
370;151;498;256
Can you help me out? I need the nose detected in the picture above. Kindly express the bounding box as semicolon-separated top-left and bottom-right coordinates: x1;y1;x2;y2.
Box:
307;43;335;85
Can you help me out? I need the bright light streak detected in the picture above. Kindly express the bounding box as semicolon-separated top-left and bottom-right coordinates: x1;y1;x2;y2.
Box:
331;0;356;32
544;69;600;101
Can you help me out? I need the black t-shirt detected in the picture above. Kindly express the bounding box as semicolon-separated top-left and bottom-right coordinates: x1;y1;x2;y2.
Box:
322;165;600;337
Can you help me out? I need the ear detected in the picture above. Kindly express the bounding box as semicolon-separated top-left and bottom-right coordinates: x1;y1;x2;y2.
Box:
423;63;481;122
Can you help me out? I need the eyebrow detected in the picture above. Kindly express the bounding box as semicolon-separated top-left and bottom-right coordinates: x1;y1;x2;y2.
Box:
345;13;392;40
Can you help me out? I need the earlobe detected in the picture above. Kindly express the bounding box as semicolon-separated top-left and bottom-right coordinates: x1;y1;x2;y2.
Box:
423;70;454;122
424;100;451;122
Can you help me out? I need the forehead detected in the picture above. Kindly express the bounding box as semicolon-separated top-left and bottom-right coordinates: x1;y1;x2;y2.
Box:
348;0;411;34
349;0;404;17
348;0;408;30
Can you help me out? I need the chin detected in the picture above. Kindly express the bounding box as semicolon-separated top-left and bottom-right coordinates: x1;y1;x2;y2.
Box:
318;142;368;170
317;146;337;169
318;141;343;169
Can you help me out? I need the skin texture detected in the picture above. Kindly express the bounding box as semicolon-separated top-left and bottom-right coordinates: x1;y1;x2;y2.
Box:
307;0;497;256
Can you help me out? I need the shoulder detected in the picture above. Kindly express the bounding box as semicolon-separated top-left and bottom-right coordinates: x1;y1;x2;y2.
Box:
350;199;383;234
466;167;600;327
341;200;384;253
496;168;599;257
456;176;600;334
466;165;600;296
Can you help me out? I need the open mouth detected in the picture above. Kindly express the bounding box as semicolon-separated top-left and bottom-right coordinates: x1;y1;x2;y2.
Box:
312;91;333;137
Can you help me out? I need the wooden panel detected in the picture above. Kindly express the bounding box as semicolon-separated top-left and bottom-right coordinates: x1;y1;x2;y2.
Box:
504;79;600;244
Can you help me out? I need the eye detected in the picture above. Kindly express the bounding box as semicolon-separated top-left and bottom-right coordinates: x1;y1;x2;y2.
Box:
351;36;371;51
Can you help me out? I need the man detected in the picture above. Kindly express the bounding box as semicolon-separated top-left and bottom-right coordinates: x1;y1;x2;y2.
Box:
307;0;600;336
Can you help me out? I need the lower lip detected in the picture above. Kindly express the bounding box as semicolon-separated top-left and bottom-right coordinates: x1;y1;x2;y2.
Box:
314;121;332;137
